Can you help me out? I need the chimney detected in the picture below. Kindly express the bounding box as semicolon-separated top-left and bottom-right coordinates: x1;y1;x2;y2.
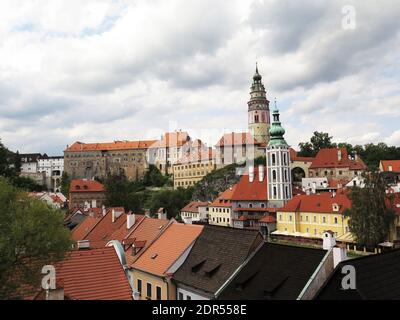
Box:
102;205;107;216
77;240;90;250
258;165;265;182
46;280;65;300
322;231;336;250
111;209;123;223
333;244;348;268
306;189;311;195
249;165;254;183
338;149;342;161
127;213;136;229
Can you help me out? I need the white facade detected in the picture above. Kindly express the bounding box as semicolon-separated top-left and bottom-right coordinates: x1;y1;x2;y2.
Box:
266;145;292;207
38;156;64;192
176;286;209;300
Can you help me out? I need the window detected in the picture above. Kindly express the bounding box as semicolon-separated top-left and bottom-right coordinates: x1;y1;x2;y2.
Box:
178;292;184;300
137;279;142;294
147;283;152;299
187;296;192;300
334;217;338;224
322;217;326;224
273;187;277;197
279;214;282;221
272;170;277;181
313;216;317;222
156;286;162;300
272;154;276;165
289;215;292;222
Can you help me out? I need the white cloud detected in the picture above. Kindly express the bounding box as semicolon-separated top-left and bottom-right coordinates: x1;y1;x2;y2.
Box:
0;0;399;155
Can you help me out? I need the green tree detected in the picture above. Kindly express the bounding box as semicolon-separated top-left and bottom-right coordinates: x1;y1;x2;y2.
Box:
298;131;336;157
143;165;171;187
148;188;193;219
345;172;396;248
11;176;46;192
0;139;16;178
0;177;72;299
60;172;71;197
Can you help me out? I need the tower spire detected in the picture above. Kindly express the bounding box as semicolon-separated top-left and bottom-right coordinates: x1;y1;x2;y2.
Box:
268;99;287;147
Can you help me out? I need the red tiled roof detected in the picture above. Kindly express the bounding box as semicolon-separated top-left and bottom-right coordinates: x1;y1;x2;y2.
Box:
259;215;277;223
181;201;209;213
132;223;203;276
280;191;351;214
234;207;271;212
148;131;190;148
289;148;315;162
230;168;267;201
215;132;260;147
55;247;132;300
69;179;105;193
309;148;366;170
71;217;101;241
83;208;129;248
124;217;170;266
380;160;400;172
65;140;157;152
210;186;237;207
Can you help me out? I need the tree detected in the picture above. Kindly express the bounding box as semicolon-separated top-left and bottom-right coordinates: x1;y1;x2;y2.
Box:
143;165;171;187
344;172;396;248
0;139;16;178
0;177;72;299
148;188;193;219
298;131;335;157
60;172;71;197
11;176;46;192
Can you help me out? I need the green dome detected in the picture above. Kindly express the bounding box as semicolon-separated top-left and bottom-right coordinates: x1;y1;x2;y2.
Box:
268;102;288;147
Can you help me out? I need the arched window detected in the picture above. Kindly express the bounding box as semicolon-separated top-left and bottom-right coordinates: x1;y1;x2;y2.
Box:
272;170;277;181
272;154;276;165
273;187;277;198
255;115;259;123
283;153;287;165
284;170;288;181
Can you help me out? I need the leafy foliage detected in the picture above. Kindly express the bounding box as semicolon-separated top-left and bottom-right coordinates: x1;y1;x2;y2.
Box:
298;132;400;169
143;165;172;187
345;172;396;248
0;139;18;178
147;188;194;219
0;177;72;299
60;172;71;197
10;176;46;192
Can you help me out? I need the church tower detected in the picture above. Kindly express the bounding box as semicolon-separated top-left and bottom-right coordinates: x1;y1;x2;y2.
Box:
248;64;270;145
266;101;292;207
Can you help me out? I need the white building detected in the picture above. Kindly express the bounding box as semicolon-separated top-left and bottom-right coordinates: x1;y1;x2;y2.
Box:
38;155;64;192
266;103;292;208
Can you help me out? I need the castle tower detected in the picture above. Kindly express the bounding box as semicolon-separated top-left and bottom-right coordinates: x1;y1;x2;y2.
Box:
248;64;270;145
266;101;292;207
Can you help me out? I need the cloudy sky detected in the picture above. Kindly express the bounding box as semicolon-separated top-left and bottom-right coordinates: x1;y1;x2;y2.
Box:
0;0;399;155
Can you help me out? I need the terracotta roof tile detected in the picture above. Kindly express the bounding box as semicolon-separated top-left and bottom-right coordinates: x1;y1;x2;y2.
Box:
65;140;157;152
71;217;101;241
181;201;209;213
289;148;315;162
381;160;400;172
124;217;169;266
132;223;203;276
280;191;351;214
309;148;366;170
215;132;260;147
69;179;105;193
230;168;267;201
55;247;132;300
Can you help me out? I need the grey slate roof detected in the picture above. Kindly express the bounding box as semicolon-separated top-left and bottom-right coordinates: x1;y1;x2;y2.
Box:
316;248;400;300
217;242;327;300
172;225;263;297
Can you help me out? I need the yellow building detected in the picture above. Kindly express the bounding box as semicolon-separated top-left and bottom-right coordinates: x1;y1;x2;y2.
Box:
209;186;236;227
173;148;216;189
274;191;351;239
129;223;203;300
